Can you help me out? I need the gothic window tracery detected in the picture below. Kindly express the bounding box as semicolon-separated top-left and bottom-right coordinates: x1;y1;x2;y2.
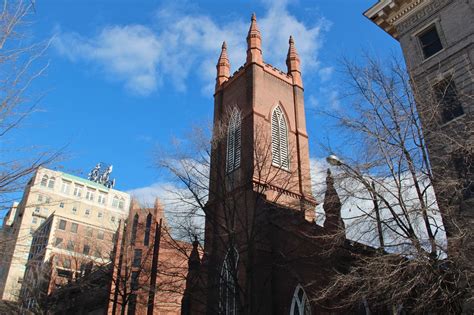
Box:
220;246;239;315
226;108;242;173
271;105;290;170
290;285;311;315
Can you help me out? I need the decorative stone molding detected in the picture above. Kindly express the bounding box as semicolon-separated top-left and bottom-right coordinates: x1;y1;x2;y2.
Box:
364;0;452;39
397;0;451;34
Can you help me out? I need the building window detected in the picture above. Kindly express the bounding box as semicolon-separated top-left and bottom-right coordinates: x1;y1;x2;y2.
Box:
37;195;43;202
32;217;37;224
98;211;103;219
83;244;90;255
290;285;311;315
131;271;139;291
63;258;71;269
86;227;93;237
55;238;63;247
271;105;290;170
47;177;55;189
85;209;91;216
35;207;40;213
71;223;78;233
453;149;474;200
118;198;125;209
418;25;443;59
144;213;152;246
133;249;142;267
226;108;242;173
112;196;119;208
220;247;239;315
72;207;77;214
61;180;71;194
59;202;64;208
40;175;48;187
73;185;83;197
58;219;67;230
111;216;116;223
131;214;139;245
98;193;106;204
97;230;104;240
86;189;95;201
433;78;464;123
128;294;137;315
66;240;74;251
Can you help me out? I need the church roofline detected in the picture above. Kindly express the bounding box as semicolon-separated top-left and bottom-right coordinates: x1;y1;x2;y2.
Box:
215;60;296;95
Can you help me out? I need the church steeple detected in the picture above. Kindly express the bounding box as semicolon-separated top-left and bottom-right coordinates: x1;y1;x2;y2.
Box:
246;13;263;65
286;36;303;88
216;41;230;89
323;169;344;233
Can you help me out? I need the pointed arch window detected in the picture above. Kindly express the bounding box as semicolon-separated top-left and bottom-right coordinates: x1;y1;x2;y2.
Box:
226;108;242;173
271;105;289;170
144;213;152;246
290;285;311;315
220;247;239;315
131;214;139;245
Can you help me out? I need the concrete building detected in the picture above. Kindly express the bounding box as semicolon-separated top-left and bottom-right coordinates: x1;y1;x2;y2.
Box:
21;212;118;311
364;0;473;237
0;166;130;301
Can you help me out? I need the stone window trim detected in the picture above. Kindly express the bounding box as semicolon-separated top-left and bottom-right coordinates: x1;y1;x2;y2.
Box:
271;104;290;171
58;219;67;230
290;284;311;315
411;19;446;62
40;175;48;187
219;246;239;315
71;222;78;233
431;75;464;124
226;107;242;174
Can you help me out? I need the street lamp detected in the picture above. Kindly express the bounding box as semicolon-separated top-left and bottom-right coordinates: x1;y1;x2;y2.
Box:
326;154;385;250
326;154;342;167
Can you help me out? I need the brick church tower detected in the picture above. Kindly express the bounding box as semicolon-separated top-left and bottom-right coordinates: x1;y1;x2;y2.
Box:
194;14;324;315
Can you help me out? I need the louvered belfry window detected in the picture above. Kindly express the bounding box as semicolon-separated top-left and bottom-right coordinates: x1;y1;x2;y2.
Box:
226;108;242;173
271;105;289;169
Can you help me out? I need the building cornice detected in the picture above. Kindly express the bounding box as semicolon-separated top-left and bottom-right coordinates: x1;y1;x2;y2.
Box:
364;0;433;39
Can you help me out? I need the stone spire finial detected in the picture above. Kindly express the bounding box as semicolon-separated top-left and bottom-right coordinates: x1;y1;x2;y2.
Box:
216;41;230;89
130;198;140;211
188;236;201;271
286;35;303;88
246;13;263;65
154;197;166;225
323;169;344;233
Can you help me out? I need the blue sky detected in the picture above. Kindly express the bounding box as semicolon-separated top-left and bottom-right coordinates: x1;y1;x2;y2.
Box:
12;0;402;197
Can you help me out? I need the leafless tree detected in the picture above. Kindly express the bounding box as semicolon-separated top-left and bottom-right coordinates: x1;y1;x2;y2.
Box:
0;0;60;211
157;106;313;314
313;55;472;314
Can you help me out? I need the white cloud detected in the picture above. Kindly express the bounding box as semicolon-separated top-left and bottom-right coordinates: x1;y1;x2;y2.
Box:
54;1;329;96
55;25;161;95
318;66;334;82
